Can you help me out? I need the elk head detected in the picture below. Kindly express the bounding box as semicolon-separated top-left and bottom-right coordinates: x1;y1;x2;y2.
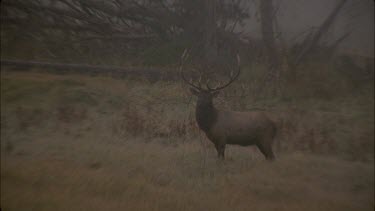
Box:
180;49;241;133
180;49;241;105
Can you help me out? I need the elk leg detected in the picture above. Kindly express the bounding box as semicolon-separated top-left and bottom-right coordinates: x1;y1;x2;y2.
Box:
219;145;226;159
215;143;226;160
256;143;275;161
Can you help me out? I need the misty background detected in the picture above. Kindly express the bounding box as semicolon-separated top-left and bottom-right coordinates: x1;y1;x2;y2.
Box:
246;0;373;57
1;0;374;64
1;1;374;211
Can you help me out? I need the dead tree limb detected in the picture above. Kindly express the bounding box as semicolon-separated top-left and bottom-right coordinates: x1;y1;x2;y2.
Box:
292;0;348;67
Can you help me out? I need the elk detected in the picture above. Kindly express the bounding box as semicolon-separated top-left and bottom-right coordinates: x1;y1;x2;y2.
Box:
180;50;276;160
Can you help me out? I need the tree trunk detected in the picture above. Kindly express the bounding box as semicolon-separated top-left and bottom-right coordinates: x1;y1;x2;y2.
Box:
260;0;278;65
259;0;280;96
204;0;218;65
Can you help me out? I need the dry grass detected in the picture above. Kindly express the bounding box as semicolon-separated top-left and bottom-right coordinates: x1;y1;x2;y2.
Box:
1;70;374;211
1;136;374;211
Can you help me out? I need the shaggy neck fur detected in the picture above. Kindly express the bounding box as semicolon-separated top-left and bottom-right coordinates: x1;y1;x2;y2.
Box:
195;98;217;132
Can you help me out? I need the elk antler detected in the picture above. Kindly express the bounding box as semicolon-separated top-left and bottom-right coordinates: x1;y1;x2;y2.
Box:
206;54;241;91
180;49;203;90
181;49;241;92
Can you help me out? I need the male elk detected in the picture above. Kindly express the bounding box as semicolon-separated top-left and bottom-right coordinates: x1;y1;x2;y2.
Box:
181;50;276;160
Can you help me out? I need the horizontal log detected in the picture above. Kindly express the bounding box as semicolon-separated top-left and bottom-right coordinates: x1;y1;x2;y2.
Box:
0;59;178;81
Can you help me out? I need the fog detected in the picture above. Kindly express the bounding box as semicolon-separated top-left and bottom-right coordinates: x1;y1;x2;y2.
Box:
1;1;374;211
244;0;374;56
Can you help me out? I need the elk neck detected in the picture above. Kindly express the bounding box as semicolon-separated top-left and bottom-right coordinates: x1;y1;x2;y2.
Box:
195;97;218;133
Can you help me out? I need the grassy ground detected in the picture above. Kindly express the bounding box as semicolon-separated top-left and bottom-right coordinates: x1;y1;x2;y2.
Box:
1;70;374;211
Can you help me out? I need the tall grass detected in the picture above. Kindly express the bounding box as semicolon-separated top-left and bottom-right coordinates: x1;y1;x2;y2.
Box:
1;68;373;160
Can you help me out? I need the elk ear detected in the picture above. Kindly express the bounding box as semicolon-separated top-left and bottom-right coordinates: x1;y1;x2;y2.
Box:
190;88;200;96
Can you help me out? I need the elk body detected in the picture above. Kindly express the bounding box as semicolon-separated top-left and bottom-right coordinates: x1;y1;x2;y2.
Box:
181;51;276;160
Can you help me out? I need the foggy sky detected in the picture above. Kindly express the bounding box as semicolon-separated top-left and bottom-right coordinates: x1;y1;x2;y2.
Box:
244;0;374;57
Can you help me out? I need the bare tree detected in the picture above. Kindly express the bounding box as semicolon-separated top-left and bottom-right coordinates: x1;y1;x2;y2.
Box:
255;0;350;96
289;0;349;68
1;0;249;64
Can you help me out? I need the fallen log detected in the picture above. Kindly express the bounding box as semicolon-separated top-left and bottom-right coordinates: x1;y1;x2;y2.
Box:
0;59;178;81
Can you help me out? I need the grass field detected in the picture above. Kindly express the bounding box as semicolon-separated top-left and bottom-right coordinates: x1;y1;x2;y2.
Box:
1;70;374;211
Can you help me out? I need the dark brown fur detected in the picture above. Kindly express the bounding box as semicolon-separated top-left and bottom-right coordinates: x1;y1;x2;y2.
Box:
191;89;276;160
